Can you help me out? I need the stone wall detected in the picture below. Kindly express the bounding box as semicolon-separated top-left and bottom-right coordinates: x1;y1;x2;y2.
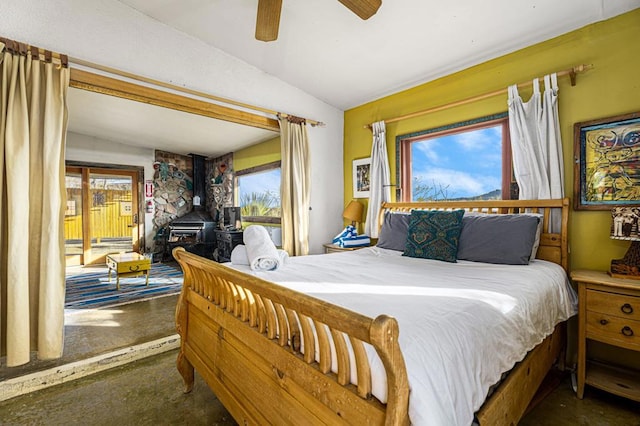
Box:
206;152;234;224
152;151;193;235
151;150;236;251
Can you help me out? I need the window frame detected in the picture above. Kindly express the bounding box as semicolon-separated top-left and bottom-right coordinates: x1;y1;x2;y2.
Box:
397;113;514;202
234;160;282;224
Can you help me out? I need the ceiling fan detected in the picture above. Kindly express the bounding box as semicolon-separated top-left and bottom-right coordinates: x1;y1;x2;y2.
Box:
255;0;382;42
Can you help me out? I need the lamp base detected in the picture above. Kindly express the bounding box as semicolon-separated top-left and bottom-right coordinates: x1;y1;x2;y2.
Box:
609;241;640;280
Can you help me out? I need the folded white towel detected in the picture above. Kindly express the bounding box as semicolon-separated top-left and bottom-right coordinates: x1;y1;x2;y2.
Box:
243;225;286;271
230;244;289;268
230;244;250;265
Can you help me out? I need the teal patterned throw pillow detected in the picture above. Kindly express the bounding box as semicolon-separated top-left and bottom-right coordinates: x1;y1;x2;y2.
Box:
403;210;465;262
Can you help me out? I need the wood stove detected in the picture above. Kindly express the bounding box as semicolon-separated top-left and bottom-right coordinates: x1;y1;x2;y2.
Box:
166;154;217;259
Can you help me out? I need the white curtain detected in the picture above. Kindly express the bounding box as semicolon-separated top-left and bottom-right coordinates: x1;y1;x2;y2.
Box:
508;74;564;232
279;116;310;256
1;42;69;366
364;121;391;238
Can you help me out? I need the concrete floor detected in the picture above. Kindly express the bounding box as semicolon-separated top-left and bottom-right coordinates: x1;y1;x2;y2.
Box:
1;293;180;382
521;377;640;425
1;294;639;425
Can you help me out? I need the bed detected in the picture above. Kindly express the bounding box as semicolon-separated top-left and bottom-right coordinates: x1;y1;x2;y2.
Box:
173;198;576;425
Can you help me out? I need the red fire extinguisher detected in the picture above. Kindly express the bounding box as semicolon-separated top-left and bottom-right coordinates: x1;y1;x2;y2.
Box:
145;200;154;214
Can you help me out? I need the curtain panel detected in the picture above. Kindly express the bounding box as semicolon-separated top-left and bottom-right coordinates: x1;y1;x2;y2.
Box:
508;74;564;232
279;116;310;256
0;42;69;366
364;121;391;238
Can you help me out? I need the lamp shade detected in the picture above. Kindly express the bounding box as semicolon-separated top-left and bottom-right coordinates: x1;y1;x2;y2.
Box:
343;200;364;224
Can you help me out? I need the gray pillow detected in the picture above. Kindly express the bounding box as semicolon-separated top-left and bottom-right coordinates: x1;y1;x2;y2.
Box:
376;212;410;251
457;214;540;265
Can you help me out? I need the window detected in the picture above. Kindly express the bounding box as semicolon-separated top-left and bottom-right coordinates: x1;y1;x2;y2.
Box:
398;114;515;201
235;161;281;223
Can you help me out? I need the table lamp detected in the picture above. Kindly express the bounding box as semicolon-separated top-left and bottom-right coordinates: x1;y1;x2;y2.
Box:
343;200;364;227
609;206;640;279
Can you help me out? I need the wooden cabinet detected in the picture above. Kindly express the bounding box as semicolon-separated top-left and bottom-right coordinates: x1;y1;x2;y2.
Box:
214;230;243;263
572;269;640;402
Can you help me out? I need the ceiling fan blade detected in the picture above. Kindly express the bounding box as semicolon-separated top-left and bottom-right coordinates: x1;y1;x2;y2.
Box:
256;0;282;42
337;0;382;20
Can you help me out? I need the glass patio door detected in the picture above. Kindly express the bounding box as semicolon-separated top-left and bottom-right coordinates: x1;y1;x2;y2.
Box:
65;170;84;266
65;167;141;265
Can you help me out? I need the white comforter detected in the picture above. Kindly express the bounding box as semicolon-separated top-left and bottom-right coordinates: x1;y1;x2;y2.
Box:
229;247;578;425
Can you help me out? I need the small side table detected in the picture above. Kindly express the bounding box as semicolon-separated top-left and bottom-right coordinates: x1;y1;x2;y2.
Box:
106;252;151;290
572;269;640;402
323;243;369;254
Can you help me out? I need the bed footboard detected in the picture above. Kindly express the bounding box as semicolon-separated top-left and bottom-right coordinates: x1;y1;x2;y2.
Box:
173;247;410;425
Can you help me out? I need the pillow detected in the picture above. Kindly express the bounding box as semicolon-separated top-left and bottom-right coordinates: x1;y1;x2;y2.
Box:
528;213;543;260
376;212;410;251
457;214;540;265
403;210;465;263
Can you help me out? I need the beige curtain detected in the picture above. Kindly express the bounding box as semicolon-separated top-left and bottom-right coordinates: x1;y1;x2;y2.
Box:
0;41;69;366
279;115;310;256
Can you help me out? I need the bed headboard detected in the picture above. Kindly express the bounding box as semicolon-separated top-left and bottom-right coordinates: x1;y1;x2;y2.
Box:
378;198;570;273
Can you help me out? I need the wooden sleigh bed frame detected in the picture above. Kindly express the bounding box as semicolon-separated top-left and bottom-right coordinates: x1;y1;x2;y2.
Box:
173;198;570;425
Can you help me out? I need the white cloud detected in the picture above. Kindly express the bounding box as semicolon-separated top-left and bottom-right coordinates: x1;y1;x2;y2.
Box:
414;168;500;197
453;126;502;151
413;139;441;163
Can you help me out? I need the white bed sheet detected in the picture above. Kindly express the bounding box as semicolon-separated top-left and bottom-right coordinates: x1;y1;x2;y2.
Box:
229;246;577;425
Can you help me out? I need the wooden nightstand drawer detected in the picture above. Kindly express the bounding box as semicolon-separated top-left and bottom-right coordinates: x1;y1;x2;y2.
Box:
585;311;640;350
586;289;640;321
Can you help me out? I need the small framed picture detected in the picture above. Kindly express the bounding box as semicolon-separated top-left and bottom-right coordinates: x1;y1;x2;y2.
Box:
574;111;640;210
353;157;371;198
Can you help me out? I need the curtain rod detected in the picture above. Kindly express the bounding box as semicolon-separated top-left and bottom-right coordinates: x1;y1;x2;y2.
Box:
0;37;68;67
69;57;324;127
364;64;593;129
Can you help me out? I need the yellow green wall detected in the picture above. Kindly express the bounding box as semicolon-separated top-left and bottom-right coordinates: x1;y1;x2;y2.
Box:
344;9;640;271
233;136;281;171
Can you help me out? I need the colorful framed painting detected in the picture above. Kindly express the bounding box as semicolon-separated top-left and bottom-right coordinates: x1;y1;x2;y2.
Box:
352;157;371;198
574;112;640;210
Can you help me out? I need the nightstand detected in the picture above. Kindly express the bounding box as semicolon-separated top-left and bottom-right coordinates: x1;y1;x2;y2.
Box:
572;269;640;402
323;243;369;254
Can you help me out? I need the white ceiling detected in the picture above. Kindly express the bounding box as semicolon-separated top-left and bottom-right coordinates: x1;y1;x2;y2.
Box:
67;87;279;157
118;0;639;110
68;0;639;156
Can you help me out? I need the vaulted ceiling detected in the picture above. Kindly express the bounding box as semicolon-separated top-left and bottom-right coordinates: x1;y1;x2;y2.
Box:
118;0;638;110
67;1;638;156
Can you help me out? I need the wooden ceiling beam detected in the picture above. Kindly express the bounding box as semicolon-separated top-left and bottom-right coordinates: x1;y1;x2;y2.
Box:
69;68;280;132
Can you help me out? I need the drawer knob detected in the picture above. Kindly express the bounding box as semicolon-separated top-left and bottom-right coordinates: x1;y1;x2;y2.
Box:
128;265;140;272
599;319;609;325
620;303;634;315
621;326;634;337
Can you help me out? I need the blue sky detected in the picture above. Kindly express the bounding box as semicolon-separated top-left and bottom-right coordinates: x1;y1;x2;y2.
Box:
237;168;281;201
236;126;501;203
411;125;502;199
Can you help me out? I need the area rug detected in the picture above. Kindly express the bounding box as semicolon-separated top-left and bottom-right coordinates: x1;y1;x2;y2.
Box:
65;263;184;309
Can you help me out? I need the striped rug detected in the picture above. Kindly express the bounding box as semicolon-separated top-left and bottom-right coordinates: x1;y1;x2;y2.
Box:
65;263;184;309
